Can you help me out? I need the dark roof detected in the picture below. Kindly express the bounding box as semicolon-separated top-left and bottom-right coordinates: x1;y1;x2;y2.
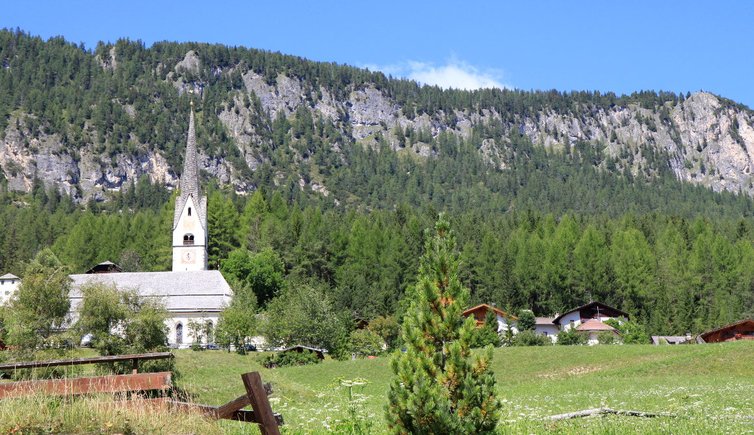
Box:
553;301;629;324
85;261;123;274
281;345;327;359
463;304;517;320
699;319;754;343
651;336;690;345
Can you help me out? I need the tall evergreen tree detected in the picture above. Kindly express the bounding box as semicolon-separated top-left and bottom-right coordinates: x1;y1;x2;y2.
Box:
386;215;500;434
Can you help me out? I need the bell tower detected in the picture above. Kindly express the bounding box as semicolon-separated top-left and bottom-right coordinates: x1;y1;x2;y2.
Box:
172;102;208;271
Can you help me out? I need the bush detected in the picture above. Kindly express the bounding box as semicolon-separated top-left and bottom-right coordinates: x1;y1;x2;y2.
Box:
263;285;348;355
348;329;385;358
512;330;550;346
367;315;400;350
262;350;322;368
604;319;649;344
557;328;587;345
517;309;536;331
598;331;619;345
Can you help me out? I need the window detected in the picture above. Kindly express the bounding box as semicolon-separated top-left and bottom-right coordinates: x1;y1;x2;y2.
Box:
188;207;192;216
175;323;183;344
183;233;195;245
206;321;214;344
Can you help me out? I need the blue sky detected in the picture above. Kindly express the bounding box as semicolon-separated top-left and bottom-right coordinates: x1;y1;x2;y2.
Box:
4;1;754;107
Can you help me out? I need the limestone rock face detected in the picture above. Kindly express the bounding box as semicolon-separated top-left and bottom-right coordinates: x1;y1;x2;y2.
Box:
4;48;754;199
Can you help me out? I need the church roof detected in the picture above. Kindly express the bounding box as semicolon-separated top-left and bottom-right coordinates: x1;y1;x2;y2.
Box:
69;270;232;313
173;107;207;230
0;273;19;280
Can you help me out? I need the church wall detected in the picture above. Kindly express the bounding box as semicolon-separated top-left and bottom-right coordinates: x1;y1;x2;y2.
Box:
172;196;208;271
166;312;221;349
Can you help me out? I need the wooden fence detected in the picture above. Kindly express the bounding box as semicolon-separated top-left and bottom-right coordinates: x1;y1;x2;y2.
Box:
0;353;283;433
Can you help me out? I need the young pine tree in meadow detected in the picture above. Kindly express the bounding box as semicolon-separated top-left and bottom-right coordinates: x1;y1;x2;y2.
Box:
386;215;501;434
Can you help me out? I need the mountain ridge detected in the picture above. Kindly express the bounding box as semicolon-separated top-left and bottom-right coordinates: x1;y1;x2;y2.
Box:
2;30;754;206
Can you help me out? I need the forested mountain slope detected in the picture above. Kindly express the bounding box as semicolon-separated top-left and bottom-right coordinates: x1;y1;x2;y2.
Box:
2;29;754;211
2;30;754;336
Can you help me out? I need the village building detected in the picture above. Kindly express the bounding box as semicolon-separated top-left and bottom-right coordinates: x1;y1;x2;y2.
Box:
552;301;629;332
69;106;232;348
576;319;620;345
651;335;692;345
0;273;20;305
528;301;628;344
534;317;559;343
697;319;754;343
462;303;518;334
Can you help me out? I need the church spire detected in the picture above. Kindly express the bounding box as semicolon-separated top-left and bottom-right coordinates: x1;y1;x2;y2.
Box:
172;101;209;271
173;102;207;233
181;101;201;200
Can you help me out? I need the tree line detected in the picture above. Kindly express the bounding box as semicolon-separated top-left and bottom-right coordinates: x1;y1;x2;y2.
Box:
1;182;752;338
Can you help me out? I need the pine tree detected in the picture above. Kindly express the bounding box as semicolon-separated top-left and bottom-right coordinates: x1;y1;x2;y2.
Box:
386;215;500;434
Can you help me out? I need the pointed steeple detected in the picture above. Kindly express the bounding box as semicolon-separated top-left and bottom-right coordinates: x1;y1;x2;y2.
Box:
181;101;201;200
173;102;207;232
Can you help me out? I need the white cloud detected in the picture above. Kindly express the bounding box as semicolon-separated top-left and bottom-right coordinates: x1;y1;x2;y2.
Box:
364;59;508;90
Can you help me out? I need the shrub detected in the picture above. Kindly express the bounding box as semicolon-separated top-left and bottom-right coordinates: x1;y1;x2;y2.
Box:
367;315;400;350
604;319;649;344
512;330;550;346
517;309;536;331
262;350;322;368
598;331;619;345
557;328;587;345
349;329;385;358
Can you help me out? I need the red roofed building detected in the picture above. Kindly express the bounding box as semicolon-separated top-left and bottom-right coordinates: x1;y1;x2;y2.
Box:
576;319;620;345
698;319;754;343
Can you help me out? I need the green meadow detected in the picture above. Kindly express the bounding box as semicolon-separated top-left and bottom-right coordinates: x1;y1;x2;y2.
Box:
172;341;754;434
1;343;752;433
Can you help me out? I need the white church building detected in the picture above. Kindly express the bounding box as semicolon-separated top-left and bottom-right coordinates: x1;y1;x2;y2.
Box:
68;106;232;348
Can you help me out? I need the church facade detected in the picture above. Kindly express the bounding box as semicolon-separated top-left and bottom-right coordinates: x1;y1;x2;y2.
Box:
69;107;232;348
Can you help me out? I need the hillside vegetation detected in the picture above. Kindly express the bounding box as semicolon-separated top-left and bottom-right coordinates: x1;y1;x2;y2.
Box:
1;30;754;336
2;29;754;205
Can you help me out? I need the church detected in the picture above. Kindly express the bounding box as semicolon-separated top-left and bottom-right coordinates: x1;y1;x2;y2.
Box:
69;106;233;348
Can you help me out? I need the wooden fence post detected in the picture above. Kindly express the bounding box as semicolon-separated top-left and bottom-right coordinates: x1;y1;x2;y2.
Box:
241;372;280;435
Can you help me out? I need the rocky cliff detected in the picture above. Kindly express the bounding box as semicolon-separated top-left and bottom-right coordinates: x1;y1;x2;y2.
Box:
2;44;754;200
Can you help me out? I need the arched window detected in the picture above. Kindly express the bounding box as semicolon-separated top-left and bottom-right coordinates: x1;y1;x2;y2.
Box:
206;320;214;344
175;323;183;345
183;233;195;245
188;207;192;216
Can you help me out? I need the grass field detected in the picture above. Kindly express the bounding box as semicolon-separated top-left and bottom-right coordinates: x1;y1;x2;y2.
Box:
1;343;752;433
173;342;754;434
